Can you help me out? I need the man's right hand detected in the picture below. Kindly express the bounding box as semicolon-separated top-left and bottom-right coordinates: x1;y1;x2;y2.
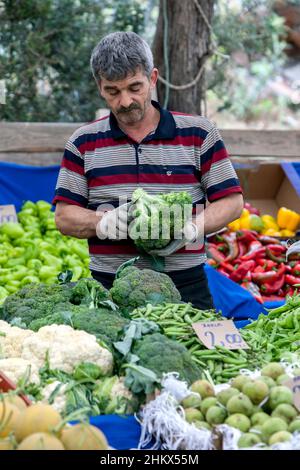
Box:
96;202;132;240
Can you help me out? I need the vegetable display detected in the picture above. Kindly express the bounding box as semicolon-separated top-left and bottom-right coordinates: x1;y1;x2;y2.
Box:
179;364;300;449
228;203;300;237
207;229;300;301
0;201;90;304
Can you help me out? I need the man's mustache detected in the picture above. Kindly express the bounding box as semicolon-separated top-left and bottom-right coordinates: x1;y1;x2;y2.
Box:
117;104;141;114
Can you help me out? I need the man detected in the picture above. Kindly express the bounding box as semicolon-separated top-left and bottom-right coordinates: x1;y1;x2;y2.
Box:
54;31;243;309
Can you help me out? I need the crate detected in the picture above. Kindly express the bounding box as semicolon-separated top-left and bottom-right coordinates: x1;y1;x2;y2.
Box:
0;371;31;406
235;162;300;217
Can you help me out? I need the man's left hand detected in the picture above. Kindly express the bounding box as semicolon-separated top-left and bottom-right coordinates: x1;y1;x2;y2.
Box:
149;221;200;257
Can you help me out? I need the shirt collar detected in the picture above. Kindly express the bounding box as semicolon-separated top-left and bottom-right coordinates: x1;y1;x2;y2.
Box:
109;100;176;140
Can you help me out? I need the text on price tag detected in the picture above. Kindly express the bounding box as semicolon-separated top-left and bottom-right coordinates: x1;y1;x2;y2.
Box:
192;320;249;350
283;376;300;412
0;205;17;225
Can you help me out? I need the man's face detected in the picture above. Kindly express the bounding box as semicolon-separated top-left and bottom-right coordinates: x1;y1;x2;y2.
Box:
99;68;158;126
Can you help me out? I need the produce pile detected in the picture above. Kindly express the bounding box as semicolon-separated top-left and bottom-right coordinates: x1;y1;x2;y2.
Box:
140;364;300;450
0;272;203;417
0;200;90;304
0;397;109;450
228;203;300;237
180;363;300;449
131;295;300;383
207;229;300;301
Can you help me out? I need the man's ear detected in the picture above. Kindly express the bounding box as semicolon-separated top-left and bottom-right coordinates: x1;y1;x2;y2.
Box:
96;79;103;97
150;68;158;89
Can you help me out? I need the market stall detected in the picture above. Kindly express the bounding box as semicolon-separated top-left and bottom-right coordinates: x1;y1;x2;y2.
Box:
1;126;300;451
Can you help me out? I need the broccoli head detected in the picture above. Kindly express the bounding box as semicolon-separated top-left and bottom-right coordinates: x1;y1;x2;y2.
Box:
1;283;72;326
132;332;201;385
71;307;129;350
129;188;192;253
110;266;181;309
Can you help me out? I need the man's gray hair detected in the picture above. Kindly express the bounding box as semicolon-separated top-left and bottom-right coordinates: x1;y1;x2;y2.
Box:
90;31;154;82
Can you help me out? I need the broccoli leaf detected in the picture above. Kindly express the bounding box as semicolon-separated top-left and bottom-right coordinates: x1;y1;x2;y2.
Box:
124;363;160;395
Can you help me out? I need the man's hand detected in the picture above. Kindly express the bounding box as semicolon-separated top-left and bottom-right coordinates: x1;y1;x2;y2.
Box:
149;221;200;256
97;202;132;240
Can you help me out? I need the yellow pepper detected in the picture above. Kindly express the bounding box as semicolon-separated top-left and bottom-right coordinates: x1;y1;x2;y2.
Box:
263;228;281;237
279;229;296;237
261;215;279;232
277;207;300;231
238;208;251;230
228;219;240;231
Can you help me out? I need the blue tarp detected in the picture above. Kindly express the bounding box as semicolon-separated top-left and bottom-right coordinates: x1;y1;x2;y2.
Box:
0;162;60;212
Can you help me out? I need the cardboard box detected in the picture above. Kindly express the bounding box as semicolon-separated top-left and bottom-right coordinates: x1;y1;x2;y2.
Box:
234;162;300;217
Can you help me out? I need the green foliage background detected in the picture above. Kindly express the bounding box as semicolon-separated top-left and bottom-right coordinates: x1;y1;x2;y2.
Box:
0;0;146;121
0;0;294;122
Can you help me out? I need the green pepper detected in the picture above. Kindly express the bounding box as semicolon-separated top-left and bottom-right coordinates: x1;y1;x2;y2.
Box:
0;286;8;303
39;266;60;281
0;222;25;239
27;259;43;271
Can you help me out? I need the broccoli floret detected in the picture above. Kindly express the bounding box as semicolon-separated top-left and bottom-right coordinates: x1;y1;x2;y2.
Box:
129;188;192;253
2;283;72;325
71;307;129;350
28;310;74;331
69;278;109;307
132;333;201;385
110;266;181;309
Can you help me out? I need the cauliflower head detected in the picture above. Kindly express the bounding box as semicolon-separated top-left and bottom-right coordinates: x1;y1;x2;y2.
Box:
0;358;40;385
21;324;113;375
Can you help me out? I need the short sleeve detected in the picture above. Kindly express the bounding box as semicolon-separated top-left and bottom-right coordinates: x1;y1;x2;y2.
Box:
200;126;243;202
52;139;88;207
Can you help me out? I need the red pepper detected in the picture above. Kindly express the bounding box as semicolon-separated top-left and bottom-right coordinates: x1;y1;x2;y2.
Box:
254;265;266;273
266;247;286;263
241;281;264;303
266;244;286;254
258;235;281;245
254;249;267;260
285;265;293;273
240;241;265;261
222;232;239;262
237;241;247;257
256;259;277;269
243;270;252;282
252;263;285;285
207;245;226;263
285;274;300;286
292;263;300;276
260;275;285;295
219;262;235;273
236;230;258;243
217;268;230;278
241;246;266;261
229;260;256;283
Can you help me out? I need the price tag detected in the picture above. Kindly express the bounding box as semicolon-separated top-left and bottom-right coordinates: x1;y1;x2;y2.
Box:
283;376;300;412
192;320;249;350
0;205;17;225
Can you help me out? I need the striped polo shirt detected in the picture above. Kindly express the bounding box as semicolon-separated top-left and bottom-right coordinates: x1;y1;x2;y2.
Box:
53;101;242;274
